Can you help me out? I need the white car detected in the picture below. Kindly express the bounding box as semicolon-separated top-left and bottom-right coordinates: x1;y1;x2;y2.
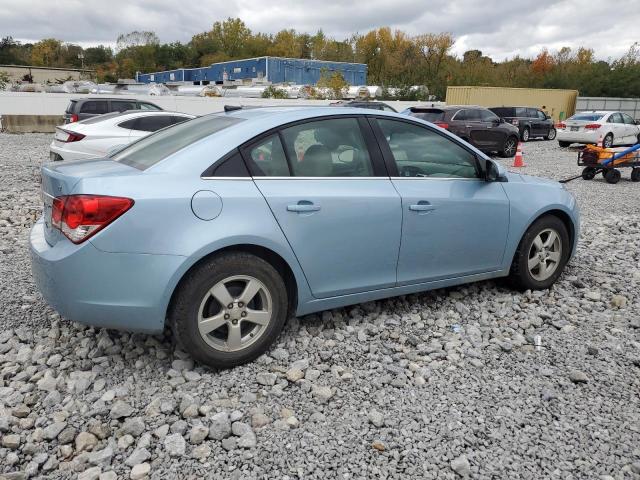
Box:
556;111;639;148
50;111;195;162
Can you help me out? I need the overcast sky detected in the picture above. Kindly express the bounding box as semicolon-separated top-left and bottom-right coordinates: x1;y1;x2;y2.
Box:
3;0;638;61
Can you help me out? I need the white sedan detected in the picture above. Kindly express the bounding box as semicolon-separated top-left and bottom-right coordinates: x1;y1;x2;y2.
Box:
50;111;195;162
556;111;639;148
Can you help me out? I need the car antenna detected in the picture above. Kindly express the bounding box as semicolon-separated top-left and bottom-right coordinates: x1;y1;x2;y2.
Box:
224;105;243;112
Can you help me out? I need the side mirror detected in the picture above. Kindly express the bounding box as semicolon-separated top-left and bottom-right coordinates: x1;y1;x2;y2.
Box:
485;159;507;182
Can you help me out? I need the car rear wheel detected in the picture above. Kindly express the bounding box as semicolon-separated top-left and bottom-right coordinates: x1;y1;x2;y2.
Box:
521;127;530;142
498;136;518;158
545;128;557;140
508;215;569;290
603;133;613;148
558;141;571;147
170;252;288;368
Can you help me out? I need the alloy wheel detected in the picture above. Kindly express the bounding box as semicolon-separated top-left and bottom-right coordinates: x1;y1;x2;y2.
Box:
197;275;272;352
504;138;516;156
527;228;562;281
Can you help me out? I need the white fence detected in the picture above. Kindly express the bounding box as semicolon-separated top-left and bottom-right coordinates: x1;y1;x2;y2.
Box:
0;92;436;117
576;96;640;119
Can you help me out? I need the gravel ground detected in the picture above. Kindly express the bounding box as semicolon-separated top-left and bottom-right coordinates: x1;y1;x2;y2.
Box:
0;133;639;480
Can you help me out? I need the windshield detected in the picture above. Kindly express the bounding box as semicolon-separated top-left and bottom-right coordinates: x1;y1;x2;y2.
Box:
570;113;604;121
112;115;245;170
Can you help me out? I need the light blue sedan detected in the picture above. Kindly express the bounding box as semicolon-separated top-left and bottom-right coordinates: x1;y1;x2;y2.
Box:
30;107;580;368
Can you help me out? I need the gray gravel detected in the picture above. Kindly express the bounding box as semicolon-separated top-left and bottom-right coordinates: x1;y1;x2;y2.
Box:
0;133;639;480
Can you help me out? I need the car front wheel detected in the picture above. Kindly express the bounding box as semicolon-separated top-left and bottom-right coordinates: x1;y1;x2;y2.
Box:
508;215;570;290
170;252;288;368
498;136;518;157
546;128;557;140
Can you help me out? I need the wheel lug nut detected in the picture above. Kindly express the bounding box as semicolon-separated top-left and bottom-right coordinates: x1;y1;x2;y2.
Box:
238;302;244;308
227;303;233;309
224;314;230;320
232;319;238;325
241;312;247;317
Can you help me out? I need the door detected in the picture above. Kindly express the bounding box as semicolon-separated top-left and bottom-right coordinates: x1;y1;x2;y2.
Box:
372;118;510;285
621;113;640;143
607;113;626;145
478;110;506;150
245;117;402;298
531;109;549;136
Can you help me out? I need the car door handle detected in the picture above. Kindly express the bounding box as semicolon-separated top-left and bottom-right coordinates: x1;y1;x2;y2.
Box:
409;201;435;212
287;201;321;213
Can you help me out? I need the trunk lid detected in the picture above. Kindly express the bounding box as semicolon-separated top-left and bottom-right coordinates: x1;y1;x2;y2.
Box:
40;159;140;246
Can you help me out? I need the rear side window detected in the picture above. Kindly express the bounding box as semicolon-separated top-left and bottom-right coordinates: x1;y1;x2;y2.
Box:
491;107;512;117
112;115;244;170
377;119;478;179
245;135;290;176
79;101;109;114
409;109;445;122
526;108;538;118
280;118;374;177
515;107;528;117
607;113;624;124
479;110;499;122
111;100;137;112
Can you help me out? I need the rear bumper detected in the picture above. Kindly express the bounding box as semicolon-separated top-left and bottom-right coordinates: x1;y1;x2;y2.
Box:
556;130;599;144
30;219;184;333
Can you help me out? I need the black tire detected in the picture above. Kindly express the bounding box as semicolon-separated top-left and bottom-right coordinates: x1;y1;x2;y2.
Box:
545;128;557;140
499;136;518;158
521;127;530;142
170;252;288;369
631;168;640;182
603;133;613;148
604;168;621;184
508;215;570;291
581;167;596;180
558;141;571;148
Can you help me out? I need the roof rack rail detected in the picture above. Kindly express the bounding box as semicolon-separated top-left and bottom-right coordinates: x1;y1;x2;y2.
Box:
224;105;243;112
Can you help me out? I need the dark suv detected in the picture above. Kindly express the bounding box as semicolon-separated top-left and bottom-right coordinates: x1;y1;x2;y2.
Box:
64;98;163;124
402;105;520;157
489;106;556;142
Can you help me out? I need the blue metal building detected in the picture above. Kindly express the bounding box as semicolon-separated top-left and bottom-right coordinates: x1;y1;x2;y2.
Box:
136;57;367;85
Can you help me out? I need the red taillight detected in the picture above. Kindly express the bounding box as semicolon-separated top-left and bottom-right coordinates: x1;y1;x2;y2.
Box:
70;114;79;123
584;123;601;130
434;121;449;130
55;128;85;143
51;195;134;244
557;122;566;129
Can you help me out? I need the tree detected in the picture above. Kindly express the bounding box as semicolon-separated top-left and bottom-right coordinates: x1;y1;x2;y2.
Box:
30;38;63;66
209;18;251;58
116;31;159;51
0;71;11;90
317;68;349;99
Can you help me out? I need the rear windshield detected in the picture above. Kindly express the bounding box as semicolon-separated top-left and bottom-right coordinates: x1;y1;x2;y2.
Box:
112;114;245;170
408;109;445;122
65;100;77;114
79;112;123;124
570;113;604;121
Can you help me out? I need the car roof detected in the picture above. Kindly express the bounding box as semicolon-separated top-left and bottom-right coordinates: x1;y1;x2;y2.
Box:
71;97;156;102
407;105;486;111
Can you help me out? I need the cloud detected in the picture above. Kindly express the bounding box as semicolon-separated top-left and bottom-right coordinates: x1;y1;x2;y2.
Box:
2;0;638;60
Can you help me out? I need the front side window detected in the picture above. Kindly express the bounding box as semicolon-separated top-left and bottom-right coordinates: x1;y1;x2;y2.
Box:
280;118;374;177
456;109;481;122
607;113;623;124
79;101;108;114
480;110;499;122
537;110;547;120
377;119;478;179
515;107;528;117
622;113;636;125
139;102;162;111
111;100;137;112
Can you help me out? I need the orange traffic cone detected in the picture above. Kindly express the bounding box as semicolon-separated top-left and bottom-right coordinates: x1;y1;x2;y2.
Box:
512;142;526;167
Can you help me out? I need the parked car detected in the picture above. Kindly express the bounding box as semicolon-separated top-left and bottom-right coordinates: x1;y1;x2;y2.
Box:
331;100;397;112
64;97;163;124
556;111;640;148
31;107;579;368
402;105;520;157
489;106;556;142
50;111;195;162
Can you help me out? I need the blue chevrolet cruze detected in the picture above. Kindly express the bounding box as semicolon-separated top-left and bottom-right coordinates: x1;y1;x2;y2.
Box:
31;107;579;368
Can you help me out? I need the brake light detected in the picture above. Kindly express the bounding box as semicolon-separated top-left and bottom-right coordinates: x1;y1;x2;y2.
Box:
557;122;566;129
51;195;134;244
584;123;601;130
434;121;449;130
70;114;79;123
55;128;85;143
